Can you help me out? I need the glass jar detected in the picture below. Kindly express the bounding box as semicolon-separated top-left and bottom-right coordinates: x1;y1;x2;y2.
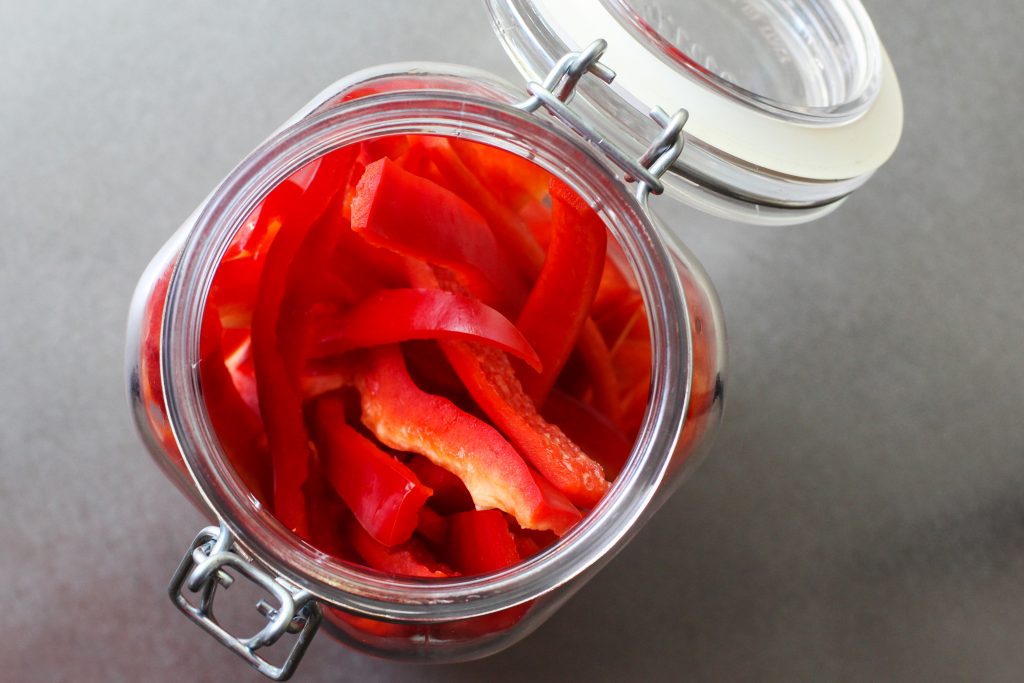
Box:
126;1;900;678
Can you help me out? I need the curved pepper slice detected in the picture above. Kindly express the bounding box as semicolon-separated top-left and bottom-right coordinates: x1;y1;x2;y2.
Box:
199;312;272;504
541;390;632;480
310;395;432;547
441;340;609;508
350;158;523;311
310;288;541;371
407;263;609;508
413;136;546;279
447;509;521;575
252;150;354;537
353;346;582;535
515;177;607;404
447;138;551;212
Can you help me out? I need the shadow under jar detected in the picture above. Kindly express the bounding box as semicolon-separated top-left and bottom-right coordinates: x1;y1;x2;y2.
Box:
126;0;900;678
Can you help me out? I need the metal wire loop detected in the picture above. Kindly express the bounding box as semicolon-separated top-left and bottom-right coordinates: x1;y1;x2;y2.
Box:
515;39;688;199
169;524;323;681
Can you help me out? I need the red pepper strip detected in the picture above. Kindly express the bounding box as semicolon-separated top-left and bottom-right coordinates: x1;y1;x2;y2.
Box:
519;199;551;250
448;137;551;212
577;320;623;425
251;151;353;537
416;507;449;546
405;263;609;508
407;455;475;515
401;340;470;403
515;177;607;405
416;136;547;280
446;510;521;576
413;142;624;423
329;221;408;302
541;389;633;480
139;263;183;474
441;340;609;508
347;516;456;578
310;288;542;371
595;292;646;347
302;468;357;562
354;346;582;535
199;311;272;504
350;158;523;311
223;336;260;418
310;396;433;547
208;253;262;329
514;533;541;559
314;395;431;546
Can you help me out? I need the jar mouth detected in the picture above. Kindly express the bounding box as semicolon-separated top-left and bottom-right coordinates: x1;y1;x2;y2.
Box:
161;88;692;621
601;0;883;124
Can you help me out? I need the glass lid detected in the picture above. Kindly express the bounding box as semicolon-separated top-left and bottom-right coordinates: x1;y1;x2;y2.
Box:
486;0;903;224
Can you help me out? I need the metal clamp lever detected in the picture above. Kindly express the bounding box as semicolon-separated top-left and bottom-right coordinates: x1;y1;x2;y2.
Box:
514;39;689;201
169;525;322;681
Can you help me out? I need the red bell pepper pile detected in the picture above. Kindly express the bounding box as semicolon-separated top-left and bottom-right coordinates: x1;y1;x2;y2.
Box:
199;135;659;582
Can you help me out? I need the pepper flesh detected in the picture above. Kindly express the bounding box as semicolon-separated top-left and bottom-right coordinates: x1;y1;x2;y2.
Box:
251;150;354;537
351;158;523;310
310;395;432;547
406;263;609;509
515;177;607;404
310;288;541;371
353;346;582;535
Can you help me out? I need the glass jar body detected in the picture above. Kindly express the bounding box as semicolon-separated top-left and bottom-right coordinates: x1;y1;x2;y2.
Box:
126;64;725;662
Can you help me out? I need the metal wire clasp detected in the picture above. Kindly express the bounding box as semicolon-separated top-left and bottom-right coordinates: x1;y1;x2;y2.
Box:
169;524;322;681
515;39;689;201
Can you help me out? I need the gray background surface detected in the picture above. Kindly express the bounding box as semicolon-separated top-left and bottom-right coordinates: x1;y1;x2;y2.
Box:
1;1;1022;681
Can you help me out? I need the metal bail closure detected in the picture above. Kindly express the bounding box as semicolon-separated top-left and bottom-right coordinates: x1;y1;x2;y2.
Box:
514;39;689;203
169;525;323;681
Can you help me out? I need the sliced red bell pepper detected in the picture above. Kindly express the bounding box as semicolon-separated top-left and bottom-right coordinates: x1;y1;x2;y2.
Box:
347;516;456;578
446;510;521;575
310;395;433;547
440;340;609;508
302;466;357;562
415;136;547;279
199;311;272;504
415;506;449;547
515;177;607;404
406;455;475;515
400;340;470;402
310;288;541;370
541;389;633;480
350;158;524;310
353;346;582;535
404;262;609;508
251;149;354;537
577;319;623;425
447;138;551;211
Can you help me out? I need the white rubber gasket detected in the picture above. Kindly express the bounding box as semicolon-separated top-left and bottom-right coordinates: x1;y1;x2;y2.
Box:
533;0;904;181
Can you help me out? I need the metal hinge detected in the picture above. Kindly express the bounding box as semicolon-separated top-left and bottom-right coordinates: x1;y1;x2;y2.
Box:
515;39;689;203
169;524;322;681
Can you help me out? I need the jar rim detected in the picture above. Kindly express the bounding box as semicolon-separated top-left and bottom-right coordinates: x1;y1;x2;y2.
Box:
161;86;692;621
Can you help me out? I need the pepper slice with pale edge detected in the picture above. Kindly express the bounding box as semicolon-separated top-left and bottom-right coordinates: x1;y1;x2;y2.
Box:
406;262;609;509
353;346;582;535
310;395;432;547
